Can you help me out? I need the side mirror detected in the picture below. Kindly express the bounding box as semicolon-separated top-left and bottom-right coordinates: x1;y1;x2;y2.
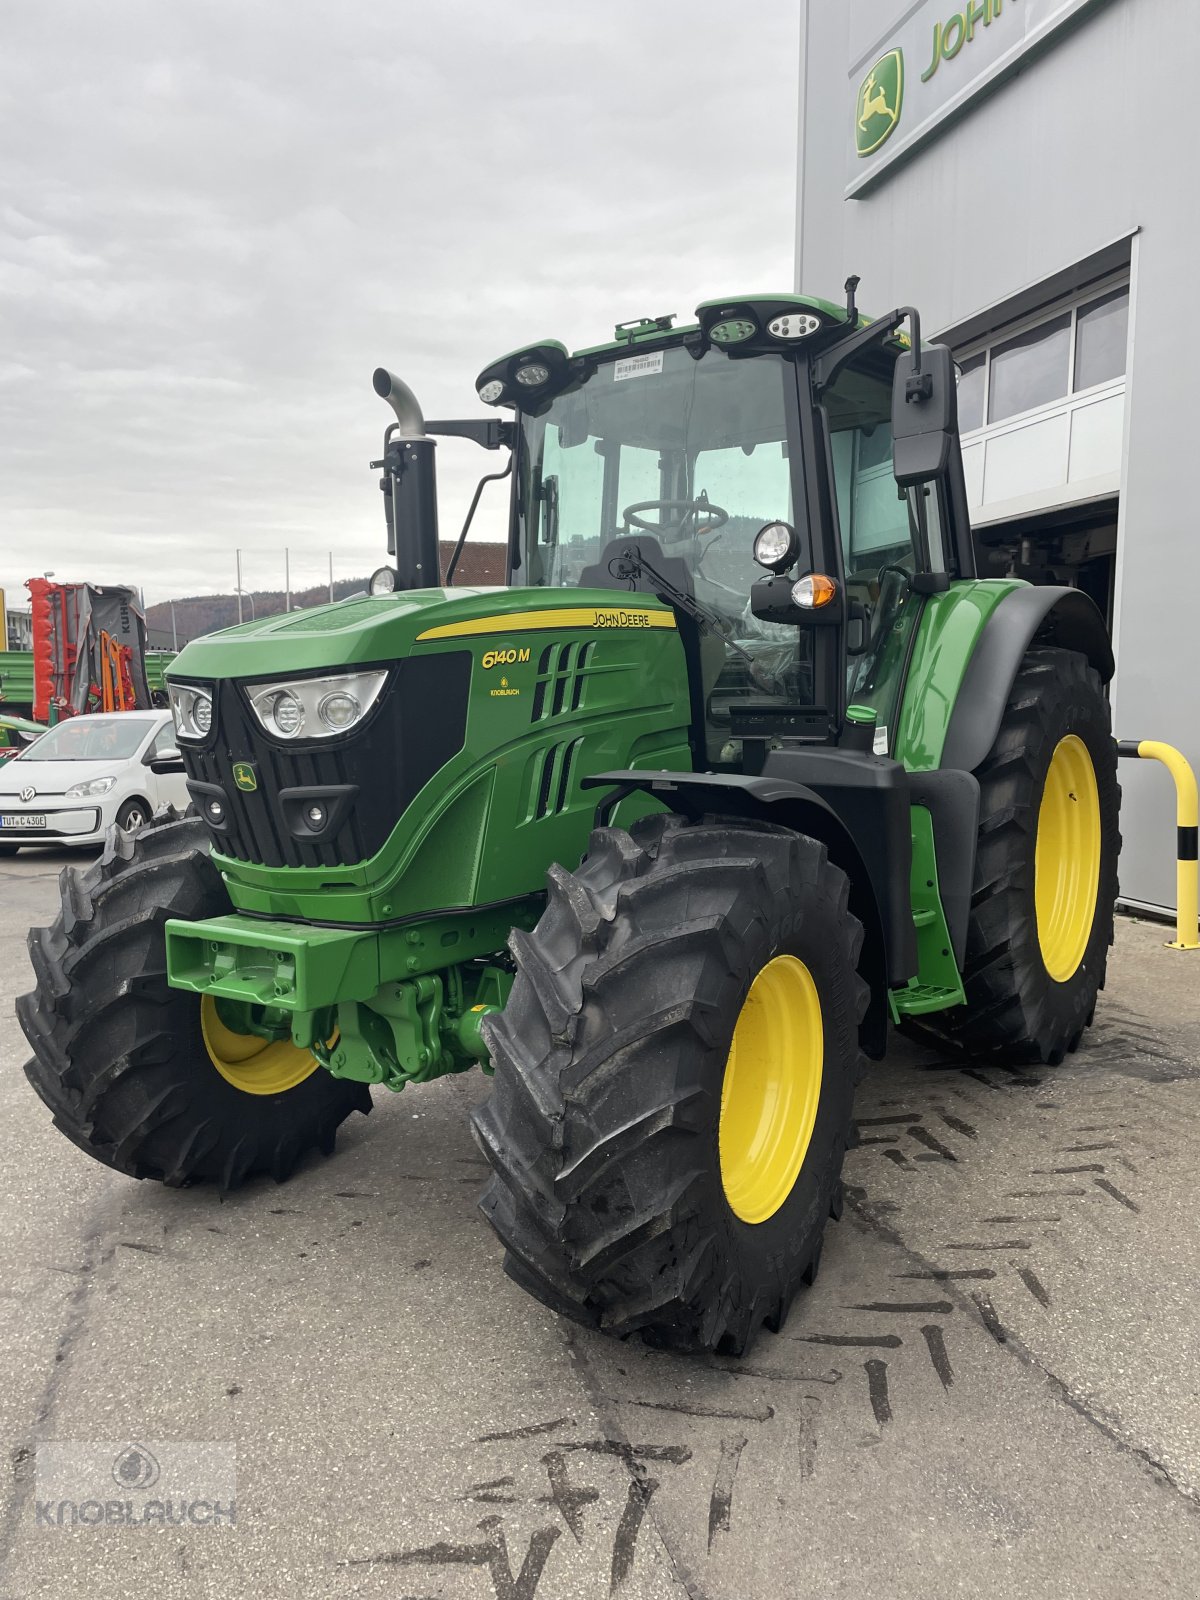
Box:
891;343;958;486
150;753;184;774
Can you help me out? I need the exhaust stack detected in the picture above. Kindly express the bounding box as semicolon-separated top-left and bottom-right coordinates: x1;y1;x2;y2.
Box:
372;368;427;439
373;368;439;590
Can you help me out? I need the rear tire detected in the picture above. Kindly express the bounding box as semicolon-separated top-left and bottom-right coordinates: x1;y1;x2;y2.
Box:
17;812;370;1186
472;813;868;1355
926;646;1119;1063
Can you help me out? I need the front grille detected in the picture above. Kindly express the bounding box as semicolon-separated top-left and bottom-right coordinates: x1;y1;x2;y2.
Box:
182;653;471;868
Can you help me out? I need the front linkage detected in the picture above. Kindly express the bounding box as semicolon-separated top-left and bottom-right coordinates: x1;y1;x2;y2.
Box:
166;902;540;1090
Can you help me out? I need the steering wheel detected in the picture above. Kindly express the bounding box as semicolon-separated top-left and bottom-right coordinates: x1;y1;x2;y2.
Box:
622;498;729;541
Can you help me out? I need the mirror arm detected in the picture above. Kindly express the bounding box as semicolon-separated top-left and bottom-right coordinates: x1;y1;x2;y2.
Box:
896;307;933;401
812;309;907;394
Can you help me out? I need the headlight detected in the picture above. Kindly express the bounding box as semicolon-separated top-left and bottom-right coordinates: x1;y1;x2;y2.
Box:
369;566;397;595
65;775;116;798
247;669;388;741
168;683;214;742
753;521;800;573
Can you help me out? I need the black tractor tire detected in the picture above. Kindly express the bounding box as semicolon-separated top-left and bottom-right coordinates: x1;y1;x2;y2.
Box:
472;813;868;1355
924;646;1119;1064
17;811;370;1187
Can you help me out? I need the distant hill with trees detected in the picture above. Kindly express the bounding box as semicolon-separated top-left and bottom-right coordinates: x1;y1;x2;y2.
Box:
145;542;508;647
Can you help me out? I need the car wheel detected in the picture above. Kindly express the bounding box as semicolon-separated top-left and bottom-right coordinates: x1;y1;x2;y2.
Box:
115;798;150;834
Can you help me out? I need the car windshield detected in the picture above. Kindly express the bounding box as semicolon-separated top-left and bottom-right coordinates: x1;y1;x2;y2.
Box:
20;717;150;762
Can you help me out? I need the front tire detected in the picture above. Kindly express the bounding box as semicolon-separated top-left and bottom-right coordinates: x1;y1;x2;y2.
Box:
17;812;370;1186
472;814;868;1355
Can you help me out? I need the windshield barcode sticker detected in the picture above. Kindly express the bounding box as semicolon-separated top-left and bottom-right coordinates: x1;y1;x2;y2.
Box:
613;351;664;382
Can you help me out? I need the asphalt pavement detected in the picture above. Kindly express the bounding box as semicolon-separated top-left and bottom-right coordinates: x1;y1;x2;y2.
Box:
1;843;1198;1599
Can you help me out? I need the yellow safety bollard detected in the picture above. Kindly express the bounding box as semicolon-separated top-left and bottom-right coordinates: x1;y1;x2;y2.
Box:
1115;740;1200;950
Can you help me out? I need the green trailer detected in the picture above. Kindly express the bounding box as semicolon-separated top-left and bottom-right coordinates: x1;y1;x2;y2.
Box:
18;288;1117;1354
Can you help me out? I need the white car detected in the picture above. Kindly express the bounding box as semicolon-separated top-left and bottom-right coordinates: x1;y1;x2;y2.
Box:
0;710;189;854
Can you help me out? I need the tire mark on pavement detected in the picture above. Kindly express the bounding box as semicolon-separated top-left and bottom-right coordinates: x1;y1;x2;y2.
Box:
849;1190;1200;1512
864;1360;892;1425
706;1434;747;1550
921;1325;954;1390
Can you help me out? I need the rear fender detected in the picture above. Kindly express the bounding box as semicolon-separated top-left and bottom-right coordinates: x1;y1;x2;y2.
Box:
941;586;1114;774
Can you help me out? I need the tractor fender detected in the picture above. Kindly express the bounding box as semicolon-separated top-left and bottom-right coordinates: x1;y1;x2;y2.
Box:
940;586;1114;774
582;769;896;1058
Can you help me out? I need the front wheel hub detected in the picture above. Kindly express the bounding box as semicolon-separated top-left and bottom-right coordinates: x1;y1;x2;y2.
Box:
718;954;824;1225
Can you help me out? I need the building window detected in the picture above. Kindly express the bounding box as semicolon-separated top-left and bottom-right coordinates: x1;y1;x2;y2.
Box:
988;313;1072;424
956;352;986;434
957;278;1130;435
1074;286;1130;392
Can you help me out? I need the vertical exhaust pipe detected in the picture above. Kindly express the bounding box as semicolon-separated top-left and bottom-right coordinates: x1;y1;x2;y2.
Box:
373;369;440;589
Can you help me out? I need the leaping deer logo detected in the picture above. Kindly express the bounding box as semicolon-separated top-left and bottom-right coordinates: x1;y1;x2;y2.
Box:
856;50;904;156
859;71;895;132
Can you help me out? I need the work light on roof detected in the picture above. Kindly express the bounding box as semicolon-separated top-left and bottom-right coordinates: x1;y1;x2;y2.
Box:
515;362;551;387
767;312;823;340
477;379;505;405
709;318;757;346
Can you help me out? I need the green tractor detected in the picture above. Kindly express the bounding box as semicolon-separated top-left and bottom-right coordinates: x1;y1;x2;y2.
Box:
18;285;1119;1354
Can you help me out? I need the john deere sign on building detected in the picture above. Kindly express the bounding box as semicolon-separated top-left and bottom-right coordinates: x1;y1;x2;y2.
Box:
846;0;1108;193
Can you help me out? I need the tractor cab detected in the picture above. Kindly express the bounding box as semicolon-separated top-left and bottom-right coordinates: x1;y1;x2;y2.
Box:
384;286;975;768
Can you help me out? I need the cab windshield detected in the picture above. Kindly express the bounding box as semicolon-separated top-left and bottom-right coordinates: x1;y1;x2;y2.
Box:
515;339;928;759
516;345;794;615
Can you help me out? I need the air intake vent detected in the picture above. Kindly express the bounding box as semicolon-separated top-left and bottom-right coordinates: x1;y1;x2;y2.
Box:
531;641;593;722
529;737;583;820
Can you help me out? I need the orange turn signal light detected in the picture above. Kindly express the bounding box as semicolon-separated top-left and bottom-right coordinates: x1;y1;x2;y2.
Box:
791;573;838;610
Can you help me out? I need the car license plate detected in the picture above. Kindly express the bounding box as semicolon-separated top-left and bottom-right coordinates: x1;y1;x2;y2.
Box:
1;813;46;829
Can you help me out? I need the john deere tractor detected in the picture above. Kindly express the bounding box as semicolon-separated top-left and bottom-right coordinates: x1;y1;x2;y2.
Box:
18;286;1119;1353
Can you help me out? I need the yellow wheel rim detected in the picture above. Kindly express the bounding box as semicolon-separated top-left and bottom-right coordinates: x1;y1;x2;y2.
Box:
1035;734;1101;983
719;955;824;1225
200;996;321;1096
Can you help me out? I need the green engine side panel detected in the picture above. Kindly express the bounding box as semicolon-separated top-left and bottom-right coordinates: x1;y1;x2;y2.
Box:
892;579;1025;773
171;587;694;926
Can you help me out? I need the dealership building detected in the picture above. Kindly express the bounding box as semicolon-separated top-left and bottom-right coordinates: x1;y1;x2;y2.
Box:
795;0;1195;916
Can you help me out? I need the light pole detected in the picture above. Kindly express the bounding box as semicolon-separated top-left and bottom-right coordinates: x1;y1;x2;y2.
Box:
284;548;291;613
169;600;178;652
235;550;243;625
235;588;256;621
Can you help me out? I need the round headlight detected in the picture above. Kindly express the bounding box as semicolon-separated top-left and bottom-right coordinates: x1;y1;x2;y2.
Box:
272;691;304;737
318;690;360;731
369;566;397;596
193;695;212;735
753;521;799;573
515;362;550;387
477;379;505;404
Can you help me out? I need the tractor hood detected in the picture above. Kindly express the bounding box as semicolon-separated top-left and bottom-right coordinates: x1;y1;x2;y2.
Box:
166;586;672;683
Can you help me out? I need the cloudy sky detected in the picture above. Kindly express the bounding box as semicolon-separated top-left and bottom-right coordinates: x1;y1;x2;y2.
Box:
1;2;799;610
